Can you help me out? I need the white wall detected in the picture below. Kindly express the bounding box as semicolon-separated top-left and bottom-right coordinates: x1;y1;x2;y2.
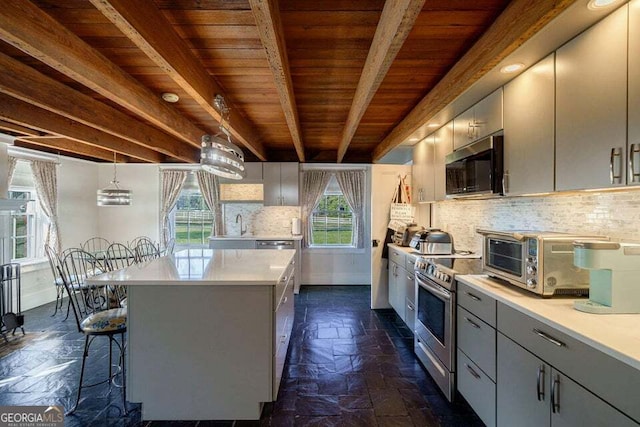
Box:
370;164;414;309
300;164;372;286
97;164;160;244
21;156;100;310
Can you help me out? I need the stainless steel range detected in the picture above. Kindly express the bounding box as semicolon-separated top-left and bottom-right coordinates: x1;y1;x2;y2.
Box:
413;256;482;401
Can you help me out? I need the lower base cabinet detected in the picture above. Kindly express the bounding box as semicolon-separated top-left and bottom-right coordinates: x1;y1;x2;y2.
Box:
458;349;496;427
497;332;637;427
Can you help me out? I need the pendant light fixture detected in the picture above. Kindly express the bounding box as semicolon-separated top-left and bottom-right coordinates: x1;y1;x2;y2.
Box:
97;152;132;206
200;94;246;180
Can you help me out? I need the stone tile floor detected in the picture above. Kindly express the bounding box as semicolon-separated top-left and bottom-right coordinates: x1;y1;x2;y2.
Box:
0;285;482;426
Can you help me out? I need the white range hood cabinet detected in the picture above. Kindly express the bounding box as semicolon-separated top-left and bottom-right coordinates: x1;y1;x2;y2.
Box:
0;140;26;212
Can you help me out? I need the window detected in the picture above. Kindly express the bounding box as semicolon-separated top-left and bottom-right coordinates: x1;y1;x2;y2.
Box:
172;175;213;247
310;176;354;247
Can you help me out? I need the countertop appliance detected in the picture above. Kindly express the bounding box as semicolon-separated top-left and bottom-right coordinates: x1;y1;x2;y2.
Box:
477;229;606;297
413;255;483;401
445;135;503;198
393;224;423;247
573;241;640;314
410;229;454;255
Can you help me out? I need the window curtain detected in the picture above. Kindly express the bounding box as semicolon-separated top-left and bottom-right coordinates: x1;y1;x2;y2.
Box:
160;170;187;247
7;156;17;185
335;170;365;249
30;160;61;253
196;170;224;237
301;170;332;248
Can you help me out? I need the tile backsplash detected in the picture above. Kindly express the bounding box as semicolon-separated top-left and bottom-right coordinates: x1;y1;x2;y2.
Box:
222;204;301;236
432;190;640;253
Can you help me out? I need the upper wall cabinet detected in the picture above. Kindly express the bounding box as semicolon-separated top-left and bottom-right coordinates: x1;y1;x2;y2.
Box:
218;162;263;184
434;122;453;201
412;135;434;203
263;162;299;206
555;7;628;191
503;54;555;196
453;89;503;150
629;0;640;186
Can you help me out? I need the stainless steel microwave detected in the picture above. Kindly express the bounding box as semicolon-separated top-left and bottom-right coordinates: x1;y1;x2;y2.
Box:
445;135;503;198
476;229;606;297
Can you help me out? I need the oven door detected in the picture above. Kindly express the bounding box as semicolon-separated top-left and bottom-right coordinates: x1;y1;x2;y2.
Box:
415;274;454;370
483;237;526;284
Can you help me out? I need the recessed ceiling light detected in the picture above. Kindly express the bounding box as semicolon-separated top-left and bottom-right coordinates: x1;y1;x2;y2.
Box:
500;63;525;74
161;92;180;103
409;137;420;142
587;0;620;10
427;123;440;128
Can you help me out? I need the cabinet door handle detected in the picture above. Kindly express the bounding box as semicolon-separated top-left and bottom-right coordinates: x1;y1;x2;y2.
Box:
502;170;509;194
465;363;481;380
407;275;412;281
280;334;287;343
551;375;560;413
466;291;481;302
407;303;414;311
536;365;545;401
283;297;288;304
610;147;622;184
533;328;566;347
464;317;480;329
630;143;640;183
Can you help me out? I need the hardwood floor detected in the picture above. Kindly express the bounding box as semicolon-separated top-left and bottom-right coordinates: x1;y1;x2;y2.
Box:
0;286;482;426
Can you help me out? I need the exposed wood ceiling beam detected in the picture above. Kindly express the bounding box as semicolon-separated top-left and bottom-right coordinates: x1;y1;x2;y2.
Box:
0;52;198;163
372;0;575;161
249;0;305;161
0;0;204;151
337;0;424;163
15;137;132;163
90;0;267;161
0;93;164;163
0;120;41;137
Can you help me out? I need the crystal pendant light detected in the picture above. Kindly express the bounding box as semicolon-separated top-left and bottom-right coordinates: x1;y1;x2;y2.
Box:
200;95;246;180
97;152;131;206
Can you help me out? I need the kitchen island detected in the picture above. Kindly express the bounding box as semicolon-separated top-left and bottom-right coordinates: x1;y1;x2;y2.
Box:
86;249;296;421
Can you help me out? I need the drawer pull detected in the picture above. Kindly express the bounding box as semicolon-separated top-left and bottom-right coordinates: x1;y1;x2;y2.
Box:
536;365;545;401
466;291;481;302
407;304;415;311
280;334;287;343
464;317;480;329
465;364;481;380
283;297;288;304
533;328;566;347
551;375;560;413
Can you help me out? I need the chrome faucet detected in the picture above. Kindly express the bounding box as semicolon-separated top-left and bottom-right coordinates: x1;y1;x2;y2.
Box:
235;213;247;236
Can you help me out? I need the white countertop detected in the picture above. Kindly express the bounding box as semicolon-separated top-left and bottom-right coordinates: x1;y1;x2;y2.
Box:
387;243;481;259
209;234;303;241
86;249;295;286
457;274;640;371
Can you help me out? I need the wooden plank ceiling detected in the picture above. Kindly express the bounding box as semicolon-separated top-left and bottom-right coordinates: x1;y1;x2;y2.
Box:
0;0;574;164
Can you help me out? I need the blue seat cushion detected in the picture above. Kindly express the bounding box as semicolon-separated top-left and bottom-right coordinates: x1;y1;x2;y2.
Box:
81;308;127;334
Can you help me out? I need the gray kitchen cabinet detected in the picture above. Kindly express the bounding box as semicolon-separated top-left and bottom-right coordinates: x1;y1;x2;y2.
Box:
453;89;503;150
218;162;263;184
629;0;640;186
457;283;497;426
401;269;414;330
433;122;453;201
503;54;555;195
497;333;637;427
555;7;628;191
412;135;434;203
209;238;256;249
388;246;412;325
388;259;401;315
497;333;551;427
263;162;299;206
